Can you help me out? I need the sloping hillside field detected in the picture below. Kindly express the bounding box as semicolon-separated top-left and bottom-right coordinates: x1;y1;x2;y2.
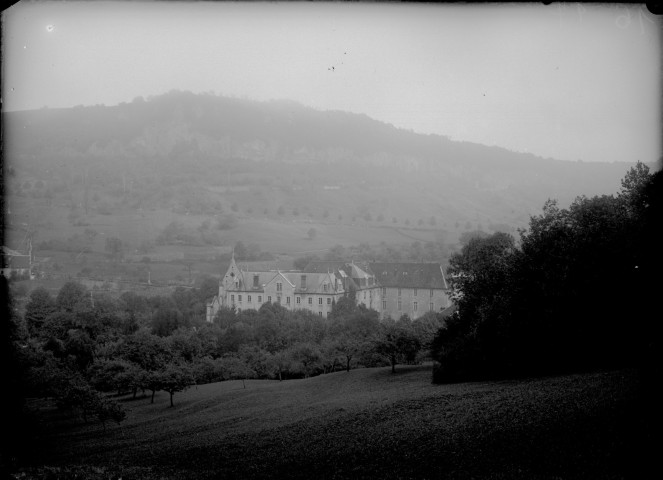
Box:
20;367;649;479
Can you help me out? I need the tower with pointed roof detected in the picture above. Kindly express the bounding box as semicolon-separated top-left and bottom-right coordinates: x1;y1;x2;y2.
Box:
219;251;242;305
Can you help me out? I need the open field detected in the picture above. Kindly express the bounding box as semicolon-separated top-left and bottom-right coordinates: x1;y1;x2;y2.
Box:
6;196;450;295
15;366;650;479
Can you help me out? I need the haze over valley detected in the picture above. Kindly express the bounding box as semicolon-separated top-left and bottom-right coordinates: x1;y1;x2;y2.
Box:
4;90;644;286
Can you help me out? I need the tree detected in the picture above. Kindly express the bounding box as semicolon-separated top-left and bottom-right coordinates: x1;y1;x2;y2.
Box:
289;342;321;378
104;236;124;263
221;355;256;388
56;281;89;313
458;230;490;246
432;164;658;383
334;334;364;372
293;254;320;271
24;287;56;334
180;259;196;284
119;329;172;374
373;322;421;373
159;363;195;407
234;241;248;260
411;311;445;351
268;351;292;381
84;228;99;243
152;306;186;337
619;160;650;216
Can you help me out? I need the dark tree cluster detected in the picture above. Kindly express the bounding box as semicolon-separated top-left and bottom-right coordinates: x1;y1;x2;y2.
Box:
432;162;661;383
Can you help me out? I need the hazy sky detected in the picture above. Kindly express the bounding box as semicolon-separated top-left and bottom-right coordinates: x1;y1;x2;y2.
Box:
2;1;660;163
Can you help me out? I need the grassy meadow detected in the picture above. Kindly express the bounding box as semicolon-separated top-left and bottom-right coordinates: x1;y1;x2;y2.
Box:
15;365;650;480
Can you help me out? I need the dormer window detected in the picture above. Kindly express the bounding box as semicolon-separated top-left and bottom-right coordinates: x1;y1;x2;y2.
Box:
254;275;259;288
301;275;307;289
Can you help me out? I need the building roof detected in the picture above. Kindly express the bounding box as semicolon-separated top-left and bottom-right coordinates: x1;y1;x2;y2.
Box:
302;261;374;291
283;271;343;294
228;269;343;295
369;262;448;289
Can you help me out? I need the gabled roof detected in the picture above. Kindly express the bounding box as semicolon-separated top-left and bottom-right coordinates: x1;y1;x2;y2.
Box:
302;260;374;279
227;269;343;295
233;270;279;291
283;271;343;294
264;271;296;289
301;261;371;291
369;262;448;289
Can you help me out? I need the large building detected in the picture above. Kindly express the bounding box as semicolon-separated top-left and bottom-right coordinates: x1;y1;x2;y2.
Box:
206;254;346;321
370;262;450;319
206;256;451;322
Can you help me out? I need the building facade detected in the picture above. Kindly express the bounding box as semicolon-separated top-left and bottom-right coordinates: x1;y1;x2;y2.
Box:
206;257;450;323
206;255;347;322
370;262;451;320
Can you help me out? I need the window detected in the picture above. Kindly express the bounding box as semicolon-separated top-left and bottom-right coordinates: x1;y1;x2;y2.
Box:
318;297;323;305
277;282;282;292
414;289;418;297
238;295;242;302
327;297;331;305
382;287;386;296
253;275;259;288
398;300;402;311
286;296;291;305
301;275;307;289
382;301;387;310
258;296;262;303
247;295;252;303
308;297;313;305
267;295;272;303
277;295;281;304
318;311;323;317
323;283;328;292
231;294;235;302
430;289;434;297
413;302;418;312
430;302;434;312
296;296;301;304
398;288;402;296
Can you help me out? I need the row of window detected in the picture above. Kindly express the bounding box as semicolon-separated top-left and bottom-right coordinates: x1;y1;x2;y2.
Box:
276;282;333;292
382;300;436;312
230;294;333;306
382;288;436;297
236;306;328;317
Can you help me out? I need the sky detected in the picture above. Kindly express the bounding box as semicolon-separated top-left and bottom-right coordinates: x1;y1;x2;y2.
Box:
2;1;661;164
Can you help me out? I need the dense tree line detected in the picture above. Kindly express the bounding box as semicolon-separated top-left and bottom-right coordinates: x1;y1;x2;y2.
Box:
432;162;661;382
